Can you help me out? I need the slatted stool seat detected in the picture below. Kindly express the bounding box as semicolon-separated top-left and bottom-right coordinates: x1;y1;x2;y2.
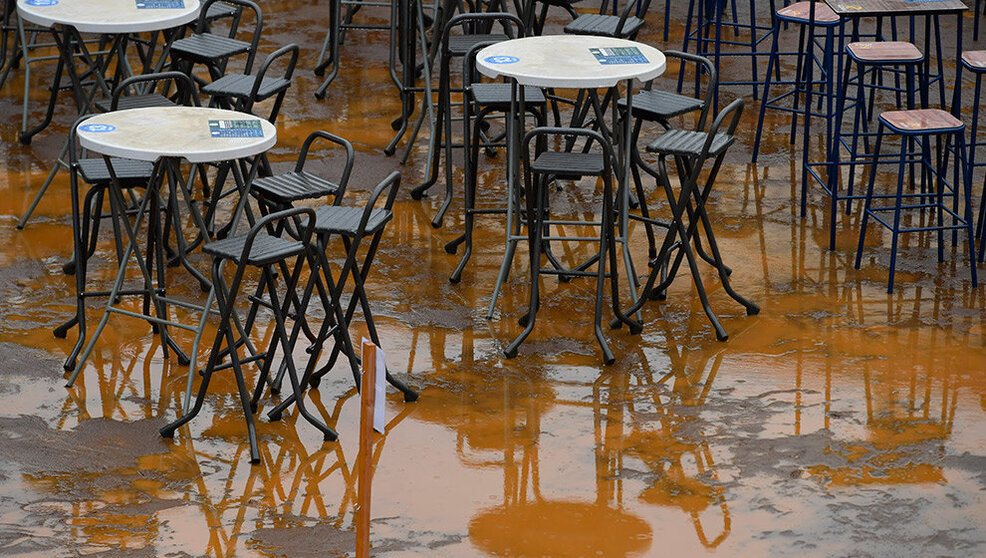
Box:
469;83;545;109
855;109;977;292
564;13;645;38
251;131;353;215
448;33;509;56
170;0;263;83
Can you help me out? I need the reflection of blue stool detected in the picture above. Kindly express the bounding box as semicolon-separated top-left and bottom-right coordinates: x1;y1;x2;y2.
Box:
824;41;924;250
854;109;977;293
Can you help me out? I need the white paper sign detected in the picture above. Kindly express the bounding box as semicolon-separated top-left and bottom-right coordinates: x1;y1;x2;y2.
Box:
362;338;387;435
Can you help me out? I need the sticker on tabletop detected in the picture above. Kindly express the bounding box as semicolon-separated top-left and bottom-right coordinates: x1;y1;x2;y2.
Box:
208;119;263;138
589;47;648;65
79;123;116;133
24;0;59;6
136;0;186;8
484;55;519;65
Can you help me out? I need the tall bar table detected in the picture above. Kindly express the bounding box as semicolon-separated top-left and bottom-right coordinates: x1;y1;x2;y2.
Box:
67;106;275;412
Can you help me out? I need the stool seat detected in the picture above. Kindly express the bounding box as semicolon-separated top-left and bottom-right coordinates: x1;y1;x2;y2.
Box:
646;129;733;157
879;109;964;135
203;233;305;266
961;50;986;71
470;83;546;107
617;88;705;122
564;13;645;37
205;1;239;21
203;73;291;101
449;34;509;56
314;206;392;236
531;151;606;177
171;33;252;64
252;171;341;203
776;2;839;25
847;41;923;64
94;94;175;113
77;158;155;185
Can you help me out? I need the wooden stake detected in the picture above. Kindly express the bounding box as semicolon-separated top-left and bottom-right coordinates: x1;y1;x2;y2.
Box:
356;339;376;558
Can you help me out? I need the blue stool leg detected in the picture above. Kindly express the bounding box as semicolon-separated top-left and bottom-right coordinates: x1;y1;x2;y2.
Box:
887;133;910;293
752;18;780;163
857;123;885;271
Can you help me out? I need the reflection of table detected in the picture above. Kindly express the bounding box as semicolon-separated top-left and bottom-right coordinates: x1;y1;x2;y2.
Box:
15;0;200;142
67;107;275;409
476;35;666;322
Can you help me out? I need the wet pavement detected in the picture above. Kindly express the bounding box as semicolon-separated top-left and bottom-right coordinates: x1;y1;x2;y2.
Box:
1;1;986;556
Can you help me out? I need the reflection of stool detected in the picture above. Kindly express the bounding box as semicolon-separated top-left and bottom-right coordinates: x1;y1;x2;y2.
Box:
825;41;924;249
161;207;336;465
504;127;639;364
170;0;263;83
854;109;977;293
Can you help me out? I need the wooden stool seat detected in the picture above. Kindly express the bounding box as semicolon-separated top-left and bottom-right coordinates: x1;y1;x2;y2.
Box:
879;109;964;135
776;2;840;24
961;50;986;71
847;41;923;64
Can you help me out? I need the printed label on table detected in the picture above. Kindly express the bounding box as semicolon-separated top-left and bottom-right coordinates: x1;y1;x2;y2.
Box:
79;123;116;133
24;0;59;6
136;0;185;8
136;0;185;7
484;55;519;65
589;46;648;65
208;119;263;138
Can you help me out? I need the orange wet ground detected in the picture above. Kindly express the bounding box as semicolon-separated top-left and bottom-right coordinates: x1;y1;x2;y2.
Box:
1;2;986;556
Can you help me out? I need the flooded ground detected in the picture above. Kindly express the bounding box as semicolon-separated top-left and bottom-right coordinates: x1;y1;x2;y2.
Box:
1;1;986;556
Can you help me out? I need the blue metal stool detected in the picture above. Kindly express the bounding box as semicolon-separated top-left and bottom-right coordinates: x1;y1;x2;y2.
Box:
824;40;925;250
854;109;977;293
752;1;841;220
951;51;986;246
680;0;778;106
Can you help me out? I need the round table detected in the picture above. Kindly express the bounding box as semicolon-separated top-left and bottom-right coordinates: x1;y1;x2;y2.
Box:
68;107;276;406
475;35;666;88
18;0;200;34
474;35;665;357
15;0;202;142
77;106;276;163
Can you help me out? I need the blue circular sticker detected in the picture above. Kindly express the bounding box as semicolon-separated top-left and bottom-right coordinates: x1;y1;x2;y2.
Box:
484;55;519;65
25;0;59;6
79;123;116;133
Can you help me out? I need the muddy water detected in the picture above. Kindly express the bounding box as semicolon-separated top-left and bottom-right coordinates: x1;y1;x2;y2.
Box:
1;2;986;556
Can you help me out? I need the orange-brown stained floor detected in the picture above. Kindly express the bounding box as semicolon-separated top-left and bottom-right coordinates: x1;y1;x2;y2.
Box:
2;2;986;556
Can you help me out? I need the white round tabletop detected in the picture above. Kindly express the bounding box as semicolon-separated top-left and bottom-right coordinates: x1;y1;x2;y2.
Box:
18;0;200;34
476;35;666;89
77;106;277;163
